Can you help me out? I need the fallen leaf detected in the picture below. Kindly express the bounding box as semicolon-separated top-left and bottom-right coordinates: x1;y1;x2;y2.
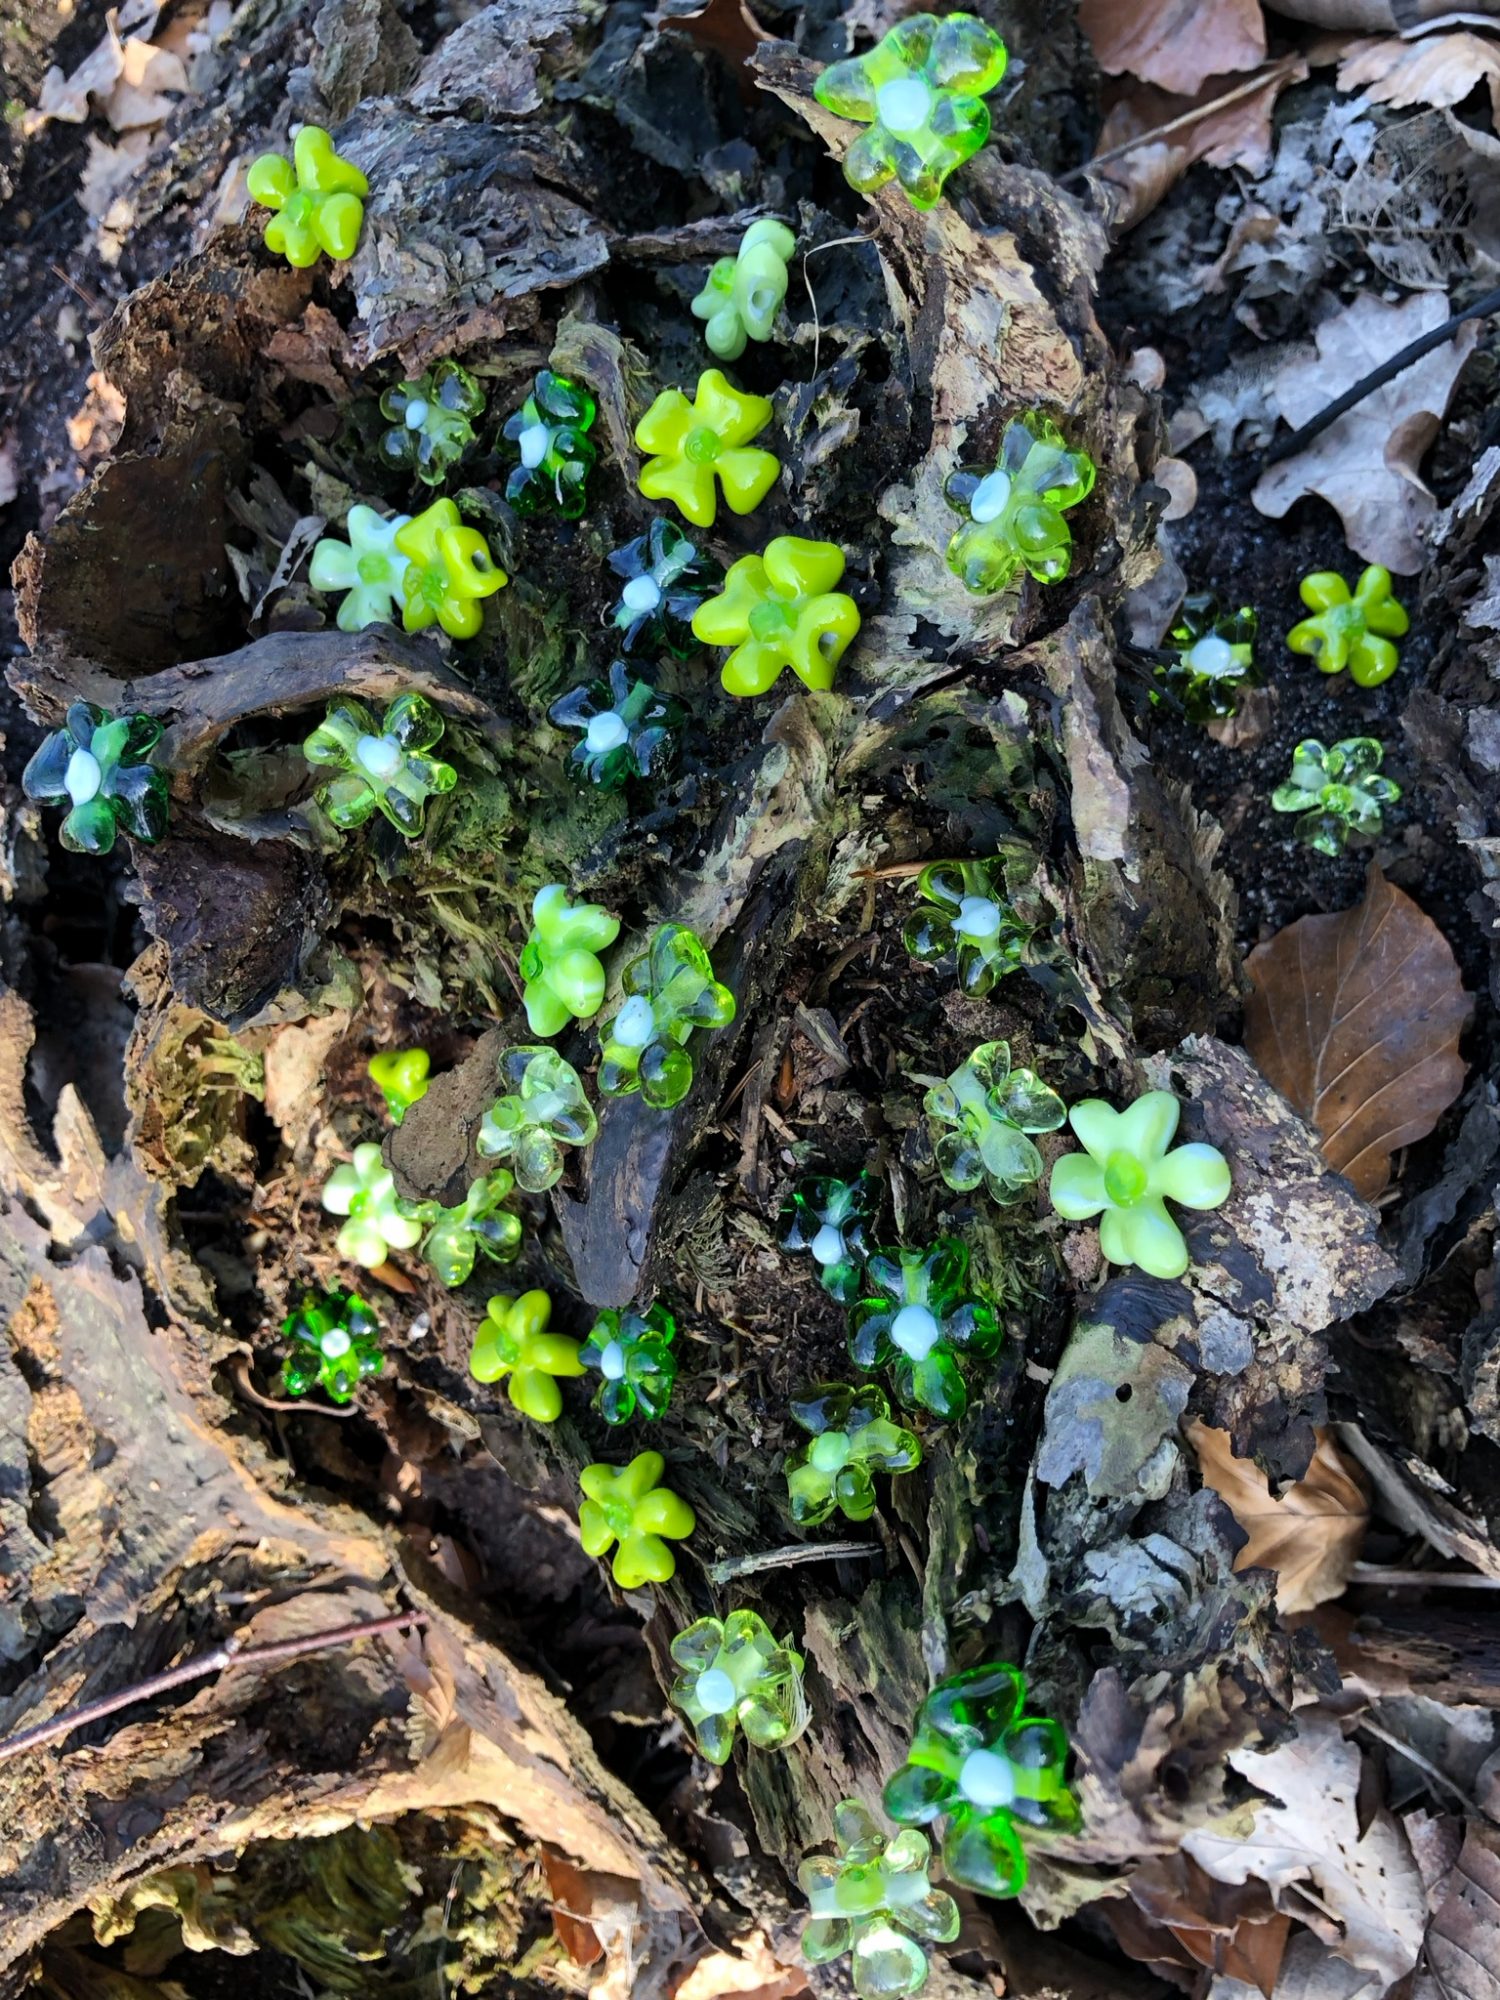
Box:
26;14;126;133
106;35;188;131
1335;31;1500;122
1189;1421;1369;1614
1104;1853;1291;1997
1244;865;1471;1202
1079;0;1266;95
1415;1824;1500;2000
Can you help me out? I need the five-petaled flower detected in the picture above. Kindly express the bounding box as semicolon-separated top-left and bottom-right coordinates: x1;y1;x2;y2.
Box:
503;370;598;519
692;536;861;696
549;659;683;790
309;506;411;632
944;413;1095;596
477;1045;598;1193
519;884;620;1036
902;859;1030;997
580;1303;678;1424
578;1450;696;1588
1156;593;1260;723
786;1383;922;1527
597;923;736;1109
321;1142;425;1268
246;124;368;267
303;691;457;837
394;498;507;639
368;1047;430;1124
420;1170;523;1288
1048;1090;1231;1281
636;368;779;529
669;1610;809;1764
800;1798;960;2000
1271;736;1401;857
691;219;796;361
22;701;169;855
1287;566;1409;687
280;1288;383;1404
923;1041;1065;1204
468;1288;584;1421
779;1173;882;1303
378;360;486;485
608;519;721;657
849;1239;1000;1422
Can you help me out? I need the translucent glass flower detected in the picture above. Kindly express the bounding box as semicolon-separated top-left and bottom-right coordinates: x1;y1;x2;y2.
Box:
944;414;1095;595
813;13;1009;212
669;1610;809;1764
923;1042;1065;1203
502;369;598;519
1272;737;1401;856
303;691;457;837
1049;1090;1231;1281
608;519;721;658
883;1663;1079;1897
779;1173;881;1304
691;536;861;697
309;506;411;632
246;124;368;266
22;701;168;855
420;1170;523;1288
691;218;796;361
394;498;507;639
1287;566;1409;687
635;368;778;529
597;923;736;1110
477;1045;597;1193
368;1047;430;1124
578;1450;696;1588
1155;593;1260;722
519;883;620;1035
321;1142;425;1268
549;658;682;790
579;1303;678;1423
800;1799;960;1999
849;1239;1000;1422
378;360;486;485
280;1288;383;1404
786;1384;921;1527
468;1288;583;1421
902;859;1030;997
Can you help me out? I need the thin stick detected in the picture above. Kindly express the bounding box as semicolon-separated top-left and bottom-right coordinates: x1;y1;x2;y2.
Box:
1351;1564;1500;1589
1058;59;1303;187
802;234;876;384
705;1542;881;1585
1356;1717;1480;1816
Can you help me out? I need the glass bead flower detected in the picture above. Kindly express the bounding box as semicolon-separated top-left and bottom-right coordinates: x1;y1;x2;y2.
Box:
309;507;411;633
883;1663;1079;1897
421;1170;523;1288
635;368;778;530
280;1288;382;1404
944;413;1095;596
378;360;486;485
321;1142;425;1268
1287;566;1409;687
578;1450;696;1589
597;923;736;1110
246;124;368;267
691;218;796;362
394;498;507;640
779;1173;881;1304
549;658;682;790
669;1610;809;1765
691;536;861;697
1048;1090;1231;1282
800;1799;960;2000
813;13;1009;212
923;1041;1065;1204
519;883;620;1036
1156;593;1260;722
1272;736;1401;857
477;1045;598;1194
849;1239;1000;1422
303;691;457;837
468;1287;583;1421
368;1047;430;1124
786;1384;921;1527
502;369;598;519
902;859;1031;997
580;1303;678;1424
608;519;721;658
22;702;168;855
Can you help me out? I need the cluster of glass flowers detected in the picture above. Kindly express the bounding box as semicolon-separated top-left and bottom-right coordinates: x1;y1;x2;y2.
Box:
1272;737;1400;855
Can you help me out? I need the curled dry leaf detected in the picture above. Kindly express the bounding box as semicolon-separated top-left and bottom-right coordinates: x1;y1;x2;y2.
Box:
1153;454;1198;519
1188;1421;1369;1614
1333;30;1500;122
1079;0;1266;95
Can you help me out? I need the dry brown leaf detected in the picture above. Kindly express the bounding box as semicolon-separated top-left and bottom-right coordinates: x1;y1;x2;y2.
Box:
1092;59;1306;229
1189;1421;1370;1613
1080;0;1266;94
1244;865;1471;1201
1105;1853;1292;1997
1335;30;1500;121
1415;1824;1500;2000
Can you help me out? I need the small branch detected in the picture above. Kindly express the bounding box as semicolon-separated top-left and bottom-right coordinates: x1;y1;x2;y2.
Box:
705;1542;881;1586
1058;59;1303;188
228;1352;357;1417
1351;1563;1500;1589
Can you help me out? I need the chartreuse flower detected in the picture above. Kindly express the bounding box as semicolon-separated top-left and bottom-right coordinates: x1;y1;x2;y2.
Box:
468;1288;583;1420
520;884;620;1035
945;414;1095;595
692;536;861;696
503;370;598;519
477;1045;597;1193
849;1240;999;1422
814;13;1009;212
580;1303;677;1423
549;658;682;790
669;1610;809;1765
379;360;486;485
608;519;721;657
246;125;368;266
309;507;410;632
884;1663;1079;1897
779;1174;881;1304
786;1384;921;1527
578;1450;696;1588
280;1289;382;1404
800;1799;960;1999
394;498;506;639
1287;566;1408;687
1049;1090;1231;1281
636;369;778;529
421;1171;523;1288
1157;593;1260;722
902;859;1031;997
368;1047;430;1124
1272;737;1400;856
321;1142;425;1268
22;702;168;855
303;691;457;836
598;923;736;1109
923;1042;1065;1204
691;219;796;361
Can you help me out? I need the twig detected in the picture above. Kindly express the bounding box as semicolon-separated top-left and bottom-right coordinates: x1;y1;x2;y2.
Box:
802;233;876;384
1351;1563;1500;1589
1356;1716;1483;1818
705;1541;882;1585
228;1352;357;1417
1058;58;1304;187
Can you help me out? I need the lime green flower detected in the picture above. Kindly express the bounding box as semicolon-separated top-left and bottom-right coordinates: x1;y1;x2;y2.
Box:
394;498;507;640
421;1171;523;1288
597;923;736;1109
691;536;861;696
800;1800;960;1998
246;125;367;266
691;219;796;361
636;369;778;529
1049;1090;1231;1281
923;1042;1065;1203
468;1288;583;1421
669;1610;808;1763
280;1289;382;1404
321;1142;425;1268
786;1384;921;1526
1287;566;1408;687
22;702;168;855
519;884;620;1035
368;1047;429;1123
578;1451;696;1588
477;1046;597;1193
302;691;456;837
944;413;1095;595
1271;736;1401;856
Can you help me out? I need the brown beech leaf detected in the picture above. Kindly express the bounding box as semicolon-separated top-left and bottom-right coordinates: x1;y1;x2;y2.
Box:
1104;1853;1291;1997
1189;1422;1370;1614
1416;1824;1500;2000
1335;32;1500;123
1080;0;1266;95
1243;865;1471;1200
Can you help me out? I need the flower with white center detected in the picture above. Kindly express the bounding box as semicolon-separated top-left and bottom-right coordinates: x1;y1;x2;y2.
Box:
579;1301;679;1423
799;1798;959;2000
848;1239;1000;1422
477;1046;597;1195
21;700;169;855
669;1609;809;1764
308;506;411;632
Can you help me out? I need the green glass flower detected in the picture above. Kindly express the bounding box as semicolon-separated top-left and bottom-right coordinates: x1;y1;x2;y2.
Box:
636;368;779;530
1155;593;1260;722
608;519;721;658
477;1045;598;1194
849;1240;1000;1422
549;659;683;790
922;1041;1065;1204
578;1450;696;1589
246;124;368;267
321;1141;425;1268
309;506;411;632
22;701;169;855
786;1384;921;1527
303;690;457;837
669;1610;809;1765
503;369;598;519
280;1288;383;1404
597;923;736;1110
944;413;1095;595
469;1288;583;1421
1271;736;1401;857
368;1047;430;1124
378;360;486;485
579;1303;677;1423
883;1663;1079;1897
814;13;1009;212
421;1170;523;1288
519;883;621;1035
902;859;1031;998
800;1799;960;1999
779;1173;882;1304
691;535;861;696
1287;566;1409;687
394;498;507;639
1049;1090;1231;1281
691;218;796;361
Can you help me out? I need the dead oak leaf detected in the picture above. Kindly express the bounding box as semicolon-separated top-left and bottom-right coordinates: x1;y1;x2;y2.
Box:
1189;1421;1369;1614
1415;1824;1500;2000
1335;31;1500;124
1080;0;1266;95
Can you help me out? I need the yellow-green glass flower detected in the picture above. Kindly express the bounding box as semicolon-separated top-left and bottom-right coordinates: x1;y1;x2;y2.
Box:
368;1047;430;1123
578;1450;696;1589
519;884;620;1036
597;923;736;1110
800;1799;960;1998
669;1610;809;1764
246;125;368;267
1049;1091;1231;1281
691;219;796;361
468;1288;584;1421
692;536;860;697
1287;566;1409;688
421;1171;523;1288
635;369;778;529
302;690;456;837
394;498;507;640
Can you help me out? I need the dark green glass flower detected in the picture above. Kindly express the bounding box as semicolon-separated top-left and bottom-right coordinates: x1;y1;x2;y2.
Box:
378;359;486;485
23;701;169;854
902;858;1031;997
848;1239;1000;1421
779;1173;881;1304
786;1383;921;1526
502;369;597;519
281;1288;382;1403
549;658;682;790
608;519;721;657
1155;593;1260;722
580;1303;678;1423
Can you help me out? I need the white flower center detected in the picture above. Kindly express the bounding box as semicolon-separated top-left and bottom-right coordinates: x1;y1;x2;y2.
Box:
876;76;932;134
968;469;1013;523
1187;634;1235;677
355;734;402;780
891;1303;939;1361
622;574;663;614
613;995;657;1049
957;1747;1016;1810
599;1339;627;1381
957;895;1001;939
519;421;551;469
810;1222;845;1266
320;1328;353;1359
404;397;430;430
65;747;102;804
585;711;630;755
696;1667;737;1716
